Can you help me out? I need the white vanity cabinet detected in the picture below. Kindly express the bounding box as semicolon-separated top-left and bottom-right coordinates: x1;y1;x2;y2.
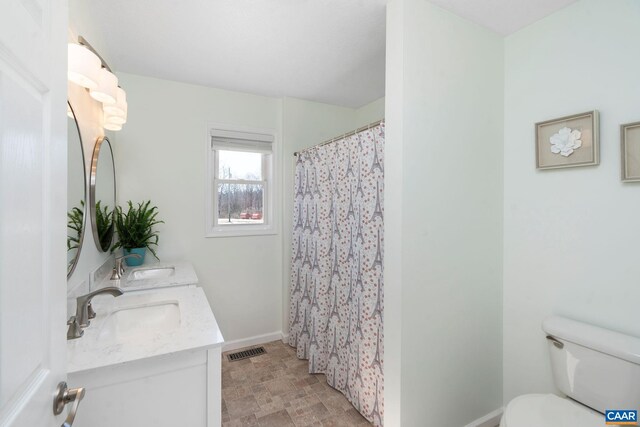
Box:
67;287;224;427
69;348;221;426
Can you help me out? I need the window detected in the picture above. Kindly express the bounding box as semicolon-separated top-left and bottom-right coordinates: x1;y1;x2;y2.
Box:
206;125;277;237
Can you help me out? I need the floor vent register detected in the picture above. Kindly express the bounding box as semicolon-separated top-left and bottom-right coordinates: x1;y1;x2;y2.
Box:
227;346;266;362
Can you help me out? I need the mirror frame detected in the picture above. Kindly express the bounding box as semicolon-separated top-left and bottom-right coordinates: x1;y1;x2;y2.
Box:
89;136;116;252
67;101;87;278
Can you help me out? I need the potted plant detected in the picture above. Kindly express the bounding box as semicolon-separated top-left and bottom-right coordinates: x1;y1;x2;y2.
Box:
111;200;164;266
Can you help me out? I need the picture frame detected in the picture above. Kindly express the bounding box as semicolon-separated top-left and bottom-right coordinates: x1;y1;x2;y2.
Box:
535;110;599;170
621;121;640;182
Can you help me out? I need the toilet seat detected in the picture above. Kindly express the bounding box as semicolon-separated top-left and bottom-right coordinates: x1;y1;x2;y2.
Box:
500;393;602;427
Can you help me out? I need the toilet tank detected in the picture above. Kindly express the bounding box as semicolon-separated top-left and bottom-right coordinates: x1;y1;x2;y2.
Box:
542;316;640;414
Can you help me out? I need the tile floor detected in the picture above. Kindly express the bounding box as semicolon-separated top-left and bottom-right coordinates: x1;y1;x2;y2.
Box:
222;340;372;427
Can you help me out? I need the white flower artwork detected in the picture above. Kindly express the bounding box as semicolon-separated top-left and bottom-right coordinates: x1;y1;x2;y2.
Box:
550;127;582;157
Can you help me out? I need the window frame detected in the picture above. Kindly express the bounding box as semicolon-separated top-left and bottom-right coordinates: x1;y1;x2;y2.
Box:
205;123;278;238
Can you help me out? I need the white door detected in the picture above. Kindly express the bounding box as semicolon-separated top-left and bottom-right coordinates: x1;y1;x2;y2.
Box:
0;1;69;426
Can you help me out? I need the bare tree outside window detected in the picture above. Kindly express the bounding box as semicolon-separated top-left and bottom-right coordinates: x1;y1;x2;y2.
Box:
216;150;265;225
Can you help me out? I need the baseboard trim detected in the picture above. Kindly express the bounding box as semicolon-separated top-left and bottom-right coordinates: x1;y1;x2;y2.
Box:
464;408;503;427
223;331;284;352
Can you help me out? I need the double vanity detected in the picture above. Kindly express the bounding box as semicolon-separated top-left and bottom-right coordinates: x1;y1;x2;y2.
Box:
67;262;224;427
66;95;224;426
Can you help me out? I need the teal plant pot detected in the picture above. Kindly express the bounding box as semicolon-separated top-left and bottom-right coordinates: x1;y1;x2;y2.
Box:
123;247;146;266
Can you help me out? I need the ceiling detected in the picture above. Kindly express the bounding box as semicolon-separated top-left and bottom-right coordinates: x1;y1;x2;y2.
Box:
430;0;578;35
79;0;387;108
77;0;577;108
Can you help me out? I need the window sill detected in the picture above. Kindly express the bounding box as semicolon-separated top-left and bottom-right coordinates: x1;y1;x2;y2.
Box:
205;225;278;238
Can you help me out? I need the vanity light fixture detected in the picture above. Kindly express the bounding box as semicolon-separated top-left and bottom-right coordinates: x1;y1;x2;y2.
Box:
105;112;126;126
103;87;127;117
104;108;126;126
67;36;128;132
89;68;118;104
67;43;101;89
103;122;123;132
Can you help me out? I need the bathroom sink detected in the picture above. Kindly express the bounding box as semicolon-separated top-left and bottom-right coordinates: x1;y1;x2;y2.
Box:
129;266;175;281
93;261;197;292
97;300;181;343
68;287;223;374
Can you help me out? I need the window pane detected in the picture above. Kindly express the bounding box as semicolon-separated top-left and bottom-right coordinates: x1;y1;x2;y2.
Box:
218;150;262;180
217;183;264;225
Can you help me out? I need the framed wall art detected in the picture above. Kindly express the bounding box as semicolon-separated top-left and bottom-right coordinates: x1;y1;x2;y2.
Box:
621;121;640;182
535;110;599;170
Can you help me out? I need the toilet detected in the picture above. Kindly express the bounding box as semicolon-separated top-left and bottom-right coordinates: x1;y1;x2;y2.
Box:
501;316;640;427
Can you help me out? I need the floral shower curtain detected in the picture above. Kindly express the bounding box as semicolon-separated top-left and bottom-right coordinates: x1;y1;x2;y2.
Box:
288;123;384;426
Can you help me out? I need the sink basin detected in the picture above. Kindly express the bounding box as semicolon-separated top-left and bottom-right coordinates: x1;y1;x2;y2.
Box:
129;266;175;281
97;300;181;343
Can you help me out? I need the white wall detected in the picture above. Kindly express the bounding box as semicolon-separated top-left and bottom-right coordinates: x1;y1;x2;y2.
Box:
115;73;284;342
385;0;504;425
355;96;385;125
69;0;113;68
503;0;640;403
383;2;405;423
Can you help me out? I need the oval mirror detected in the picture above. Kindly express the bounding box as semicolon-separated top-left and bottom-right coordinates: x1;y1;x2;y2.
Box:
90;136;116;252
67;102;87;277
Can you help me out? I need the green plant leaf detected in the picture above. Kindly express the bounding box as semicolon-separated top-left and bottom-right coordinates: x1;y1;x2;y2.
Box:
67;200;85;252
111;200;164;260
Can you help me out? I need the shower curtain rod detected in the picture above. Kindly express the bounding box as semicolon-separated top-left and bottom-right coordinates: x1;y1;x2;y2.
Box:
293;118;385;156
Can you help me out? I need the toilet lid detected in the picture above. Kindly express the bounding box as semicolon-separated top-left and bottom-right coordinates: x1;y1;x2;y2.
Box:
502;394;602;427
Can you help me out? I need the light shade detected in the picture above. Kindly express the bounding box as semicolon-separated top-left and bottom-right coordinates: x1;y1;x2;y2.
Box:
104;102;127;125
68;43;101;89
90;68;118;104
103;122;122;131
103;87;127;116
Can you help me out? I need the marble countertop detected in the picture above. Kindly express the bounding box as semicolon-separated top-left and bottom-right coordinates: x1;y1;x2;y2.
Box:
67;286;224;374
93;260;199;292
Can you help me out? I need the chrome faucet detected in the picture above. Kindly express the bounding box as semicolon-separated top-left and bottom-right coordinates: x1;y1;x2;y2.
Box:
110;253;141;280
67;287;124;339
